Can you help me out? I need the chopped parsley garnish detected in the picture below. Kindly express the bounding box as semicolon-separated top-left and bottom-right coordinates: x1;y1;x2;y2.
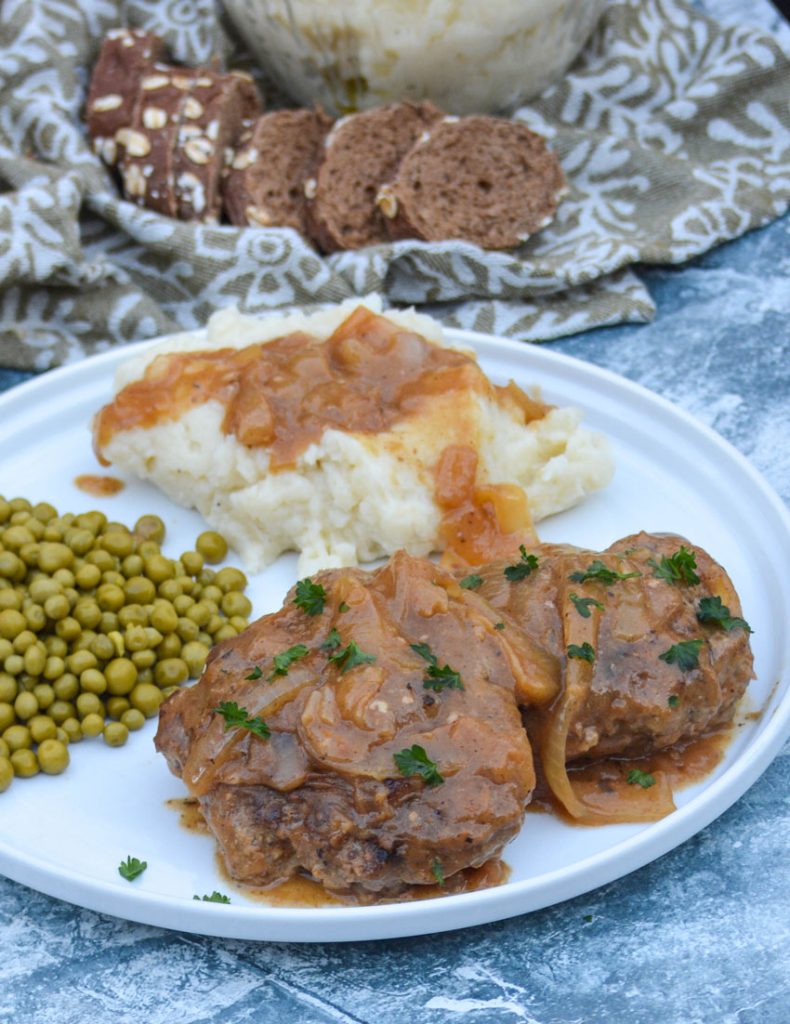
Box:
668;695;680;708
659;639;704;672
569;592;605;619
213;700;270;740
494;622;505;631
410;642;464;692
321;627;342;652
431;859;445;886
328;639;377;674
245;666;263;681
118;856;147;882
648;546;700;586
697;595;751;633
504;545;539;582
294;578;326;616
626;769;656;789
269;643;309;679
394;745;444;786
569;560;641;585
567;642;595;663
460;574;483;590
338;602;349;613
193;891;231;904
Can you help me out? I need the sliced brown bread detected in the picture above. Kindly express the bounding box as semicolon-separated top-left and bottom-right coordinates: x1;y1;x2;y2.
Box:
172;71;263;223
377;116;567;250
86;29;167;166
306;101;442;253
118;64;198;216
223;109;333;233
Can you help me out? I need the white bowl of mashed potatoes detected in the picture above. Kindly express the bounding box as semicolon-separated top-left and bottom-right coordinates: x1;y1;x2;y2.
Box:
223;0;606;115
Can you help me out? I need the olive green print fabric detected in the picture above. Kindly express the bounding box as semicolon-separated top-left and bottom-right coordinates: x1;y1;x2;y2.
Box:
0;0;788;368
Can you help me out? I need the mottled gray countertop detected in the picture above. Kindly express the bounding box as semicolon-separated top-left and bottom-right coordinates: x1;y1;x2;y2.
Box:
2;3;789;1022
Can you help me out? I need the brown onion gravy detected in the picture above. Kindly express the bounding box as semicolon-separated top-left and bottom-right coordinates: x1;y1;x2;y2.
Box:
74;474;124;496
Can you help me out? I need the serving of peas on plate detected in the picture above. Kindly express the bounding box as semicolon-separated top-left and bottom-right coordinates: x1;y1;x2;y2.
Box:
0;496;251;794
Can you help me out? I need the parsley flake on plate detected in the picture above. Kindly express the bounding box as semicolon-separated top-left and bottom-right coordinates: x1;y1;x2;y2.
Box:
118;856;147;882
626;769;656;789
394;744;444;786
460;574;483;590
647;546;700;586
193;891;231;904
338;602;350;613
567;642;595;663
659;639;705;672
328;639;377;674
410;642;464;692
697;595;751;633
504;545;539;582
431;859;445;886
569;592;605;618
293;578;327;616
494;622;505;631
569;560;641;585
245;666;263;681
213;700;271;740
269;643;309;679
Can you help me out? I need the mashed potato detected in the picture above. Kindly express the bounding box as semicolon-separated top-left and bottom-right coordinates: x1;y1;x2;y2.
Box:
98;297;613;574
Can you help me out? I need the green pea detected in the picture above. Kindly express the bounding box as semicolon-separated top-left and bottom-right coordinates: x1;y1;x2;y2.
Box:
0;639;13;662
154;658;188;688
0;738;7;758
137;540;161;559
176;617;199;643
229;616;249;633
101;532;134;559
180;550;204;576
157;579;182;602
121;554;144;578
24;604;47;631
0;591;22;612
8;498;32;514
11;748;39;778
12;630;36;654
45;636;67;657
55;616;81;641
3;724;31;751
0;499;10;524
90;634;116;662
175;575;197;596
31;502;56;524
221;591;252;618
22;645;44;677
3;525;35;550
157;633;182;659
131;649;156;670
76;692;102;718
104;658;137;696
29;715;57;744
0;609;27;640
73;599;102;629
14;691;38;721
135;514;165;544
80;669;107;695
149;601;178;635
0;674;17;703
197;631;213;647
105;696;130;720
173;595;195;617
96;584;125;612
120;708;145;732
118;603;148;629
80;712;105;738
74;563;102;590
75;511;106;534
103;722;129;748
0;703;15;732
67;649;97;676
86;548;115;572
4;654;24;676
61;717;82;743
215;567;248;593
52;674;79;701
201;585;223;605
214;625;237;642
136;668;154;686
181;641;210;678
102;570;126;588
159;685;179;700
48;700;75;724
125;576;157;604
37;542;74;573
206;614;224;636
195;531;228;564
32;683;54;710
129;682;163;718
0;756;12;791
0;552;25;582
98;611;119;635
64;528;95;556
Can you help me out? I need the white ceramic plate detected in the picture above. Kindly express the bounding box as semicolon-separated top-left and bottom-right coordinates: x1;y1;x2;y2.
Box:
0;329;788;943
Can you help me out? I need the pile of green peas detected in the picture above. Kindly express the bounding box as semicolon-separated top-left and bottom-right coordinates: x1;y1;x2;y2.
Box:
0;496;252;794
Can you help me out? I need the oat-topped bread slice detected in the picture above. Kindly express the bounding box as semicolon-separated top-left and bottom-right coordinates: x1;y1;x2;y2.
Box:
173;70;262;223
377;116;567;250
118;64;196;216
223;109;333;233
86;28;167;166
307;101;442;253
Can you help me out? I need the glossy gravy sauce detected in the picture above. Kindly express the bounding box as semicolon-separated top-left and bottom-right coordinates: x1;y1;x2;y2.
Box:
74;474;124;496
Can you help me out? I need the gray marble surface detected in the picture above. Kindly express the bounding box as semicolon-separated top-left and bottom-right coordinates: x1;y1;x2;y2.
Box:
1;3;789;1022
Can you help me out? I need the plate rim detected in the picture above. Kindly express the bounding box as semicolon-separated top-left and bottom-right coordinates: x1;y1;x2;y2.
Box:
0;324;788;942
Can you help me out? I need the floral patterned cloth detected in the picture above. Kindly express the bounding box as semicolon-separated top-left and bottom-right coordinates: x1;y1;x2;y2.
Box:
0;0;788;369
